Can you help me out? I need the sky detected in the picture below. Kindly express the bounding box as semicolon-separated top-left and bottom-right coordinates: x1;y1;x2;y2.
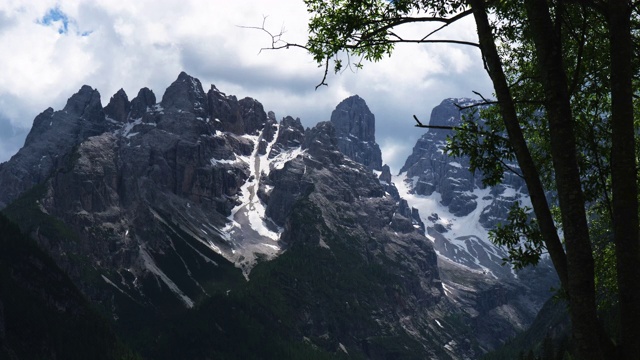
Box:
0;0;493;174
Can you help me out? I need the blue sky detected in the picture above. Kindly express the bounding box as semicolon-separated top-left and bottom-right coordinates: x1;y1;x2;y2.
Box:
38;6;70;34
0;1;492;173
38;6;92;36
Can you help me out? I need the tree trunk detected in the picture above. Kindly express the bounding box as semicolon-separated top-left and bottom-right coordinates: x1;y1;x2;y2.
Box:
608;1;640;358
466;0;569;289
522;0;605;358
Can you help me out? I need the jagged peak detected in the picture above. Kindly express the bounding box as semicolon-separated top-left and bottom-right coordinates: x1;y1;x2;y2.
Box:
330;94;375;143
440;97;474;105
130;87;156;119
133;87;156;104
112;88;128;99
177;71;205;93
208;84;236;102
63;85;102;116
428;98;484;127
280;115;304;131
330;95;382;170
104;89;130;123
160;72;207;113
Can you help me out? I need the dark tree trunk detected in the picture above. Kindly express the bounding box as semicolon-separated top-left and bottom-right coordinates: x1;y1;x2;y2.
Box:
608;1;640;359
522;0;605;358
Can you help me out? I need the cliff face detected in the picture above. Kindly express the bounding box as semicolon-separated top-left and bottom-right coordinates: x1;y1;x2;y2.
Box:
330;95;383;170
0;75;556;358
395;98;558;350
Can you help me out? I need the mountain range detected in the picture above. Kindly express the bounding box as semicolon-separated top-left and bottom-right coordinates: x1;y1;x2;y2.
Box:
0;72;558;359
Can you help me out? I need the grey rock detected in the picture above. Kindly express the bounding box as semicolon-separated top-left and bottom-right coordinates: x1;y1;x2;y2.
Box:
104;88;130;123
268;116;304;160
62;85;103;119
265;119;487;358
379;164;401;200
0;86;107;209
379;164;392;184
265;157;313;226
330;95;383;170
207;85;243;134
160;71;208;118
238;97;267;136
401;99;487;216
129;87;156;119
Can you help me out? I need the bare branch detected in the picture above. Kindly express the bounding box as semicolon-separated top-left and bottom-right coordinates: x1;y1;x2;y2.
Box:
412;115;509;143
454;101;496;110
359;10;474;42
508;74;539;88
316;58;330;90
452;97;544;111
237;16;309;53
242;12;479;90
472;90;491;103
499;159;525;179
419;9;474;42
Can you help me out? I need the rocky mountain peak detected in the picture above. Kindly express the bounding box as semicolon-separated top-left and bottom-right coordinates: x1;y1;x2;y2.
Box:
238;97;267;135
266;116;304;161
129;87;156;119
23;108;55;147
1;85;108;208
330;95;383;170
160;71;207;116
206;85;266;135
429;98;474;128
62;85;103;118
104;88;130;123
331;95;374;141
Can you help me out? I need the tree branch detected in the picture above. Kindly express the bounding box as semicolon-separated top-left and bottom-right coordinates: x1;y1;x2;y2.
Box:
413;114;509;142
359;11;474;42
419;9;475;42
413;115;524;179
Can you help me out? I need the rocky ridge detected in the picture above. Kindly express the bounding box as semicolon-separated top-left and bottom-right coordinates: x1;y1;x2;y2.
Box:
0;73;556;358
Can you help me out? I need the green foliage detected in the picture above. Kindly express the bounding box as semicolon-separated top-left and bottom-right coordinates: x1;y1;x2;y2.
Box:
490;203;544;269
303;0;470;75
588;211;617;313
446;107;516;186
305;0;394;72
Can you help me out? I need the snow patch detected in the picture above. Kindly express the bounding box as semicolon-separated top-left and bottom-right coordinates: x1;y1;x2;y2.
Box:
393;171;507;276
210;158;237;165
225;125;283;255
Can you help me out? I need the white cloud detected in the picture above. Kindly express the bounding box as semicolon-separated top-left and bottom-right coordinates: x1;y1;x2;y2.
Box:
380;136;418;175
0;0;493;165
